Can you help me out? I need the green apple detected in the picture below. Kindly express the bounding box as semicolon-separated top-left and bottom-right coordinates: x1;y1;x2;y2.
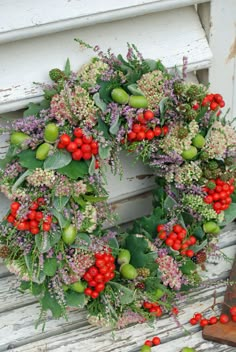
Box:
211;225;220;234
181;347;196;352
203;221;218;234
181;146;198;160
111;88;129;104
140;346;151;352
10;131;30;146
192;134;206;149
36;142;51;160
120;263;137;280
117;249;131;265
129;95;148;108
62;224;77;245
70;281;86;293
155;288;165;299
44;123;59;143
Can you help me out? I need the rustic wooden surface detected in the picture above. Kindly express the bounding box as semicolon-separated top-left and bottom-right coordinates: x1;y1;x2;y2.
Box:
202;256;236;347
0;223;235;352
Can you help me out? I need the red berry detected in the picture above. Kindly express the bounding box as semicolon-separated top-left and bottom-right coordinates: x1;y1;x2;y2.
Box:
88;266;99;276
66;142;77;153
30;227;40;235
136;131;146;141
212;193;220;201
144;340;153;347
192;103;199;110
95;259;105;268
81;144;92;153
132;124;141;133
72;149;83;160
30;202;39;210
42;223;51;232
82;135;93;144
189;236;197;245
143;302;152;309
162;125;169;135
57;142;65;149
94;274;104;283
189;318;197;325
74;137;83;146
172;307;179;315
128;131;136;141
157;224;165;232
172;242;181;251
200;318;209;327
219;314;230;324
204;195;213;204
165;238;174;247
158;230;167;240
153;126;162;137
83;272;93;282
95;160;100;169
17;222;27;231
11;202;21;212
145;130;155;140
169;232;178;240
152;337;161;346
83;152;92;160
37;197;45;206
219;100;225;108
210;101;218;111
7;214;15;223
95;283;105;292
29;220;39;228
60;134;71;146
173;224;183;233
84;288;92;296
232;315;236;322
144;110;155;121
177;232;186;240
35;212;43;221
186;250;194;258
194;313;202;321
73;128;83;138
213;202;222;211
230;306;236;316
209;316;218;325
214;94;223;103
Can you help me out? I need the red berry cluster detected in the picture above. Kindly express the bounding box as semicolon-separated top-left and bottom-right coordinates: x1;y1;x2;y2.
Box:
83;252;116;299
6;199;52;235
202;93;225;111
143;301;163;317
189;307;236;327
58;128;99;165
144;336;161;348
203;178;234;214
157;224;197;258
127;110;168;142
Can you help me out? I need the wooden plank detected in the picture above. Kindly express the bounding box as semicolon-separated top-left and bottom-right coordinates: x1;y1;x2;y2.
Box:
5;284;226;352
0;6;212;113
203;256;236;347
0;0;208;44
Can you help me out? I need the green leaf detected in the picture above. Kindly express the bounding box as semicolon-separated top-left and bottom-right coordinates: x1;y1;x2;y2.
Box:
159;97;169;117
93;92;107;112
64;58;71;77
88;156;95;176
164;195;177;210
48;230;62;247
12;170;32;192
96;118;110;139
58;160;88;179
44;150;72;170
65;291;86;307
43;258;58;277
72;195;86;208
18;149;44;169
108;237;119;256
53;196;70;212
23;100;50;117
143;59;157;72
190;239;208;253
109;282;135;305
180;258;197;275
24;254;33;275
51;208;69;229
35;232;52;253
221;203;236;226
0;145;18;170
127;84;145;96
109;114;120;135
41;291;63;318
193;226;205;240
99;145;111;159
31;283;44;296
125;234;150;267
83;195;108;203
77;232;91;244
19;281;31;291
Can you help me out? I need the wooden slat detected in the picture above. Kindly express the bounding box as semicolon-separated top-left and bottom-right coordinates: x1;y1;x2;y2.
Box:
0;0;208;44
0;6;212;113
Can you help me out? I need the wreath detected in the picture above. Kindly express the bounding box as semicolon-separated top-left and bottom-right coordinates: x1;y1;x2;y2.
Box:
0;39;235;331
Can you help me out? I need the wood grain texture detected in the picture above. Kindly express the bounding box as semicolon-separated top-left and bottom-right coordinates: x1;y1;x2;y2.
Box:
0;0;208;43
0;6;212;113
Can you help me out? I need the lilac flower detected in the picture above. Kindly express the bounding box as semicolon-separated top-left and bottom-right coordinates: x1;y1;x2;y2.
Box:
156;254;183;290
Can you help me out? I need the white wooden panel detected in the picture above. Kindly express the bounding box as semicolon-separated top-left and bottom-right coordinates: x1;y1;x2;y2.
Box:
0;6;212;113
207;0;236;120
0;0;208;44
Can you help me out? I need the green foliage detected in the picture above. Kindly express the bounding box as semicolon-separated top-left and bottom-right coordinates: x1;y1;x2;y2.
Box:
125;234;150;267
96;117;110;139
193;226;205;240
57;160;89;179
35;231;61;253
44;150;72;170
99;145;111;159
41;291;63;318
221;203;236;226
23;100;50;117
18;149;43;169
108;282;135;305
51;208;69;229
180;258;197;275
43;258;58;277
53;195;70;212
64;58;71;77
0;145;18;169
131;207;164;240
93;92;107;112
65;291;86;307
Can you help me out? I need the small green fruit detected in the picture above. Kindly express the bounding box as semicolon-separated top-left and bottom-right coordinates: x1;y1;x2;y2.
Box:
70;281;86;293
44;123;59;143
62;284;69;292
10;131;30;146
181;146;198;160
62;224;77;245
129;95;148;109
120;263;137;280
117;249;131;265
211;225;220;234
181;347;196;352
192;134;205;149
141;346;151;352
111;88;129;104
155;288;164;299
36;143;51;160
203;221;218;234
